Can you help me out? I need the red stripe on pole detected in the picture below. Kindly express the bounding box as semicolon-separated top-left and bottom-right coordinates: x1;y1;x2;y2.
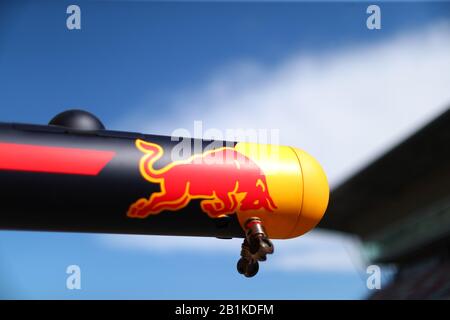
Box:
0;142;115;175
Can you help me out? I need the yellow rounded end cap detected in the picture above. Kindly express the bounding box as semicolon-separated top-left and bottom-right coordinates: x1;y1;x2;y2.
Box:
234;142;303;239
233;142;329;240
289;148;329;238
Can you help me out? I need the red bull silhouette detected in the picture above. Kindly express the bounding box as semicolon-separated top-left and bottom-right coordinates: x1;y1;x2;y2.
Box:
127;139;277;219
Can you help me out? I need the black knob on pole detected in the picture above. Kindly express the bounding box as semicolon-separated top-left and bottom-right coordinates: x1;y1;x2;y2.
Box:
49;109;105;130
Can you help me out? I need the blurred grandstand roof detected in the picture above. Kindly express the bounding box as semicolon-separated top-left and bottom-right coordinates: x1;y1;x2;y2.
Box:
319;107;450;265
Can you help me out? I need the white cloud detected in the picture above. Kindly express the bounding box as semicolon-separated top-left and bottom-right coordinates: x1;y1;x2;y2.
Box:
104;21;450;273
100;233;241;253
271;231;366;273
119;21;450;186
99;230;366;273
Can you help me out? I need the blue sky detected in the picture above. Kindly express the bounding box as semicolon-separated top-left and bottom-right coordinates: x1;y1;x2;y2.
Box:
0;1;449;299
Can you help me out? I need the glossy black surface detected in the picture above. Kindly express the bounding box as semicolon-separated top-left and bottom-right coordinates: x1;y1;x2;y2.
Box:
0;123;244;238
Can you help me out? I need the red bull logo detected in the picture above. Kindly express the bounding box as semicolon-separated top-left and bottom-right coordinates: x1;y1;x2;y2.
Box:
127;139;277;219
